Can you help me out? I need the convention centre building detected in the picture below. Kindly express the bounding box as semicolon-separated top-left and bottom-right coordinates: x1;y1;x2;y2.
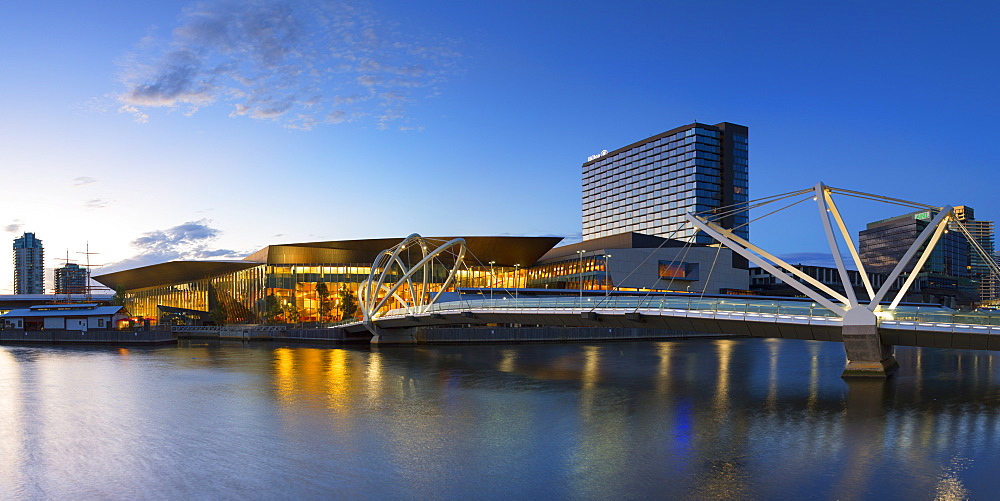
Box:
92;233;749;326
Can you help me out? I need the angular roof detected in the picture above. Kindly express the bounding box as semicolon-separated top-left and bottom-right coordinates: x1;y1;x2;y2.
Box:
1;305;126;318
244;236;562;267
93;261;260;291
540;232;700;261
94;236;563;291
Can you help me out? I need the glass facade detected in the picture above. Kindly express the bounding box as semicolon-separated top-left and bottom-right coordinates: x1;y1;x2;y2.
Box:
860;211;970;278
126;264;373;325
951;206;997;302
13;232;44;294
582;122;748;244
860;210;975;307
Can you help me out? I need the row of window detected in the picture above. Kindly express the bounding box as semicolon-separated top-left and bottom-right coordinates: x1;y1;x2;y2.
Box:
585;161;723;185
583;165;724;191
583;134;724;171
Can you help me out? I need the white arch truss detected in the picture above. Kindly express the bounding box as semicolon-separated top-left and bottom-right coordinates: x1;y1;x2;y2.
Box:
358;234;467;333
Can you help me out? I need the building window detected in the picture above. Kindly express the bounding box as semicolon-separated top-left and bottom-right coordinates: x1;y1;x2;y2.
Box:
658;261;700;281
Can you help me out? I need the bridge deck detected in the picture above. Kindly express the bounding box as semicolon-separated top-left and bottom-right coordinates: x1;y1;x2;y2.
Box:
360;296;1000;350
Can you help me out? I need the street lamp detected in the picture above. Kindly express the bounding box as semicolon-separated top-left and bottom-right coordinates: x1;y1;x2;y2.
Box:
576;249;587;305
488;261;496;301
604;254;612;298
514;264;521;302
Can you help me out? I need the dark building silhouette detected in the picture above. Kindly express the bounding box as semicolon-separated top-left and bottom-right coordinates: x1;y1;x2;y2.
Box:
55;262;89;294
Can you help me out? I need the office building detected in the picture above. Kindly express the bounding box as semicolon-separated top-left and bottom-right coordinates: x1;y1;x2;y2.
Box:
13;232;44;294
582;122;749;244
951;206;997;302
55;262;89;294
859;210;973;308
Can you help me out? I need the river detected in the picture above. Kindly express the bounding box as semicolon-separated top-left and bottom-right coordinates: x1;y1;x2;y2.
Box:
1;338;998;499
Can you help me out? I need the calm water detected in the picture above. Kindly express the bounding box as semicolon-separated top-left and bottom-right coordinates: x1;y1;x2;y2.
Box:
2;338;1000;499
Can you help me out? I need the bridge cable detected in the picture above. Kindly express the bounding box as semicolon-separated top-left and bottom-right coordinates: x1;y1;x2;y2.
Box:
699;244;724;300
950;218;1000;284
588;225;695;312
620;233;701;314
827;187;940;211
696;188;814;223
595;189;817;312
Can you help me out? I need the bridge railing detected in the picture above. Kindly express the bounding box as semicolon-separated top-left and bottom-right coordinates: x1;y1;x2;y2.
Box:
382;295;845;319
377;295;1000;327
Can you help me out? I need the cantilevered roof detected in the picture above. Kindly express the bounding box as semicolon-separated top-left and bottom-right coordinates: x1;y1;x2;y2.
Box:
93;261;260;291
540;232;702;261
93;236;563;291
244;236;562;267
1;305;125;318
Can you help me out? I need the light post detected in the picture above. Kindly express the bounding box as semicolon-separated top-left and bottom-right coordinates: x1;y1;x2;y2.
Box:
514;264;521;302
488;261;495;301
604;254;612;298
577;249;586;306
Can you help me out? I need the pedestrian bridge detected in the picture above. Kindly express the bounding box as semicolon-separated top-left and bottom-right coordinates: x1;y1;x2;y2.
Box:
355;183;1000;378
359;294;1000;352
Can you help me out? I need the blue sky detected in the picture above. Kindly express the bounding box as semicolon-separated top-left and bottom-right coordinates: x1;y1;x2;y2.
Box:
0;0;998;292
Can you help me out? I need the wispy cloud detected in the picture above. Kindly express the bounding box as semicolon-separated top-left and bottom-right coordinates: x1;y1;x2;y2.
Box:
4;221;24;234
775;252;857;270
99;219;249;273
84;199;109;209
116;0;459;130
73;176;97;186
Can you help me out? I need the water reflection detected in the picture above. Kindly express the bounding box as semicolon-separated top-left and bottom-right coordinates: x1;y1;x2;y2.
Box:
2;340;1000;498
0;349;25;490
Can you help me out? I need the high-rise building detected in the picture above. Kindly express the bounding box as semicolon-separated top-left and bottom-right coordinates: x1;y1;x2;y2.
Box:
13;232;44;294
582;122;748;244
951;206;997;302
55;262;89;294
859;210;972;308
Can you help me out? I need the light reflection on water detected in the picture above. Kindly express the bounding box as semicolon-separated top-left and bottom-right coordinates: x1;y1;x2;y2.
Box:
1;339;1000;498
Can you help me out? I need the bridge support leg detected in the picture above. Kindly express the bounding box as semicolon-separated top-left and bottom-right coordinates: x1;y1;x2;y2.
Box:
370;328;418;345
841;309;897;378
842;324;897;377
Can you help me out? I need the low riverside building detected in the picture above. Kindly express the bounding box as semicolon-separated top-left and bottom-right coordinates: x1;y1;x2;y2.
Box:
92;233;750;326
534;232;748;294
0;294;115;314
1;304;129;331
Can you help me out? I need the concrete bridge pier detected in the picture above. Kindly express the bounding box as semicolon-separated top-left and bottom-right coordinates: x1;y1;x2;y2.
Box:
841;308;898;378
370;327;418;344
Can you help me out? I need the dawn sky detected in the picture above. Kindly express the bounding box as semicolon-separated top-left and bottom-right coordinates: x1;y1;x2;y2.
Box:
1;0;998;292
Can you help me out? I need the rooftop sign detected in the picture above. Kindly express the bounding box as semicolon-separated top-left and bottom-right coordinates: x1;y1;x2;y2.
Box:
587;150;608;162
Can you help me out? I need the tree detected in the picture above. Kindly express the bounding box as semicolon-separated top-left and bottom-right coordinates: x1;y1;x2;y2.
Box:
112;285;127;306
209;306;228;326
284;300;300;325
208;287;228;326
262;294;282;324
316;282;332;322
339;284;358;320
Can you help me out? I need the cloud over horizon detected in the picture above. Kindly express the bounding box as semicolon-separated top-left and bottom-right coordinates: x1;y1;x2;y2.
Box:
98;219;248;274
774;252;857;270
117;0;459;130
